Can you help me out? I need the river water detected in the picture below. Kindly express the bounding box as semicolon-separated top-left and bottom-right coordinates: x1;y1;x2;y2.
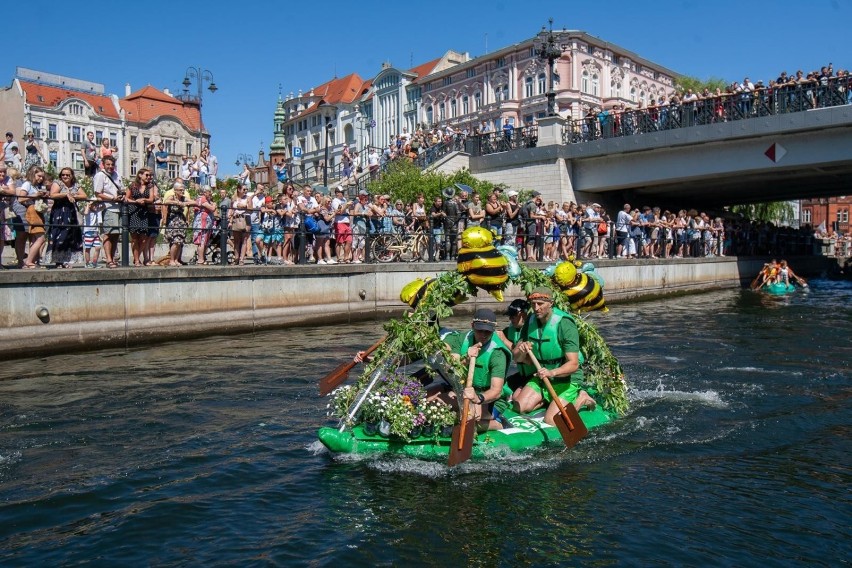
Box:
1;281;850;566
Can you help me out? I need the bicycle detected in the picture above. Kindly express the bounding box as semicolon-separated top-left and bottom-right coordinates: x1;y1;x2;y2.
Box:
371;228;430;263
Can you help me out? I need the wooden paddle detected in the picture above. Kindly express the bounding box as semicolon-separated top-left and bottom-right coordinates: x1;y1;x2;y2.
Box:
528;352;588;448
447;355;478;467
318;337;385;396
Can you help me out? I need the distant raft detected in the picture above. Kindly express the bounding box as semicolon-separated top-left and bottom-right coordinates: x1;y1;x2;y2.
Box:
552;261;608;313
456;227;508;301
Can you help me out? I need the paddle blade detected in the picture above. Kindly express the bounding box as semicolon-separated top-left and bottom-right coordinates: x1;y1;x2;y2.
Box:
553;402;589;448
448;417;476;467
318;362;353;396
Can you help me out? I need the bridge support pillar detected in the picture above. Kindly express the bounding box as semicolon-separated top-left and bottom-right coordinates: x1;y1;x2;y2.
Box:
536;115;567;147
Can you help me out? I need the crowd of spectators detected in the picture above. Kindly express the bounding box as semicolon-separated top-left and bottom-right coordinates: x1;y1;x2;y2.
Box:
568;64;851;142
0;156;830;268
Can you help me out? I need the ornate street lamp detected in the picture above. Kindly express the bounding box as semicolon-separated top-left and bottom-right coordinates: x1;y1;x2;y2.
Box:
318;102;338;187
533;19;570;117
235;153;255;167
179;66;217;152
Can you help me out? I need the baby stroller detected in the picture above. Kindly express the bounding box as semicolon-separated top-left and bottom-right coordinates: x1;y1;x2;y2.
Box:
190;217;236;265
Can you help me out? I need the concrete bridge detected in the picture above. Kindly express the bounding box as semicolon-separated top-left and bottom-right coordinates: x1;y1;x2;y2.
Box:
434;104;852;209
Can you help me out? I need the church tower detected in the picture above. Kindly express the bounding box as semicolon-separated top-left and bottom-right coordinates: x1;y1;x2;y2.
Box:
268;95;288;187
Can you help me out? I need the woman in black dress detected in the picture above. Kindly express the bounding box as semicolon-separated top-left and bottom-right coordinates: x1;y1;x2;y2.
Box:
47;167;85;268
127;168;155;266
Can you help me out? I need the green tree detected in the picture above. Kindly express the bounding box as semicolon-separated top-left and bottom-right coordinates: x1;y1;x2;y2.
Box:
730;201;795;225
676;75;728;94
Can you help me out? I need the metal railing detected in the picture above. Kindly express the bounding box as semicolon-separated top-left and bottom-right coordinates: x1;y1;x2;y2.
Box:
9;199;818;268
466;126;540;157
564;78;852;144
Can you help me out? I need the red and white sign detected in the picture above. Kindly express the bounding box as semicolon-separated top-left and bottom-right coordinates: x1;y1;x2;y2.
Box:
765;143;787;163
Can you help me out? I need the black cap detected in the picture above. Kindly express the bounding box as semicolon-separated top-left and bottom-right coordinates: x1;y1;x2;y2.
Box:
505;299;530;316
471;308;497;332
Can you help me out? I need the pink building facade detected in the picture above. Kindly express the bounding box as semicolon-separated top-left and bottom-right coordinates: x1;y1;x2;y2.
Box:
418;31;677;132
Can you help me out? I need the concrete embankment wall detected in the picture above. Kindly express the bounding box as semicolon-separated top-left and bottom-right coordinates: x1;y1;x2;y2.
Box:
0;256;828;360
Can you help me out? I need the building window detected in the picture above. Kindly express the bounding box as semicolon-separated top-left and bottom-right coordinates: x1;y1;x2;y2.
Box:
450;99;457;118
612;80;622;99
538;73;546;95
130;135;137;151
439;103;445;121
48;123;57;140
466;68;476;79
186;142;193;155
109;133;117;148
70;126;82;142
426;105;433;125
591;73;600;96
501;85;509;101
168;163;177;179
630;87;637;102
524;114;534;124
462;95;469;115
496;57;505;68
525;76;533;98
474;92;481;110
839;209;849;223
68;103;83;115
802;209;812;225
581;71;590;94
31;121;41;139
425;82;433;92
164;140;174;153
442;76;452;86
95;130;104;144
640;90;647;107
130;159;138;176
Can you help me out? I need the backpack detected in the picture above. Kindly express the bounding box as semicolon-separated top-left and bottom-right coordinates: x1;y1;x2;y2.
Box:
304;214;320;233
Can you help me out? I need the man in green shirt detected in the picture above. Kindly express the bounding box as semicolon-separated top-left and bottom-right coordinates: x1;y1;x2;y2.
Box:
512;287;596;426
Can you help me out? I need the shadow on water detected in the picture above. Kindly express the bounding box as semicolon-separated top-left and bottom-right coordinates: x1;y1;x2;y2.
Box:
0;281;850;565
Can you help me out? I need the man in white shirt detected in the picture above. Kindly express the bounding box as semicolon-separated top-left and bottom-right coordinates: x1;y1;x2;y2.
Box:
3;132;18;166
207;148;218;188
93;155;123;267
615;203;632;258
368;148;380;180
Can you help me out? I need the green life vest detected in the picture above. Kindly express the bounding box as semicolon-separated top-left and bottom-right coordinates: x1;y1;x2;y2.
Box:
458;331;512;390
504;325;522;346
518;308;583;378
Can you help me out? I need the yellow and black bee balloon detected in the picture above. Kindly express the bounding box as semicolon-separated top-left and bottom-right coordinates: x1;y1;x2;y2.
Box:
400;277;467;309
456;227;509;301
553;261;608;313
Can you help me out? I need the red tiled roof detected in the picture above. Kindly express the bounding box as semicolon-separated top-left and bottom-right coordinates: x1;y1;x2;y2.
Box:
311;73;367;105
408;57;442;80
120;85;203;132
19;80;120;119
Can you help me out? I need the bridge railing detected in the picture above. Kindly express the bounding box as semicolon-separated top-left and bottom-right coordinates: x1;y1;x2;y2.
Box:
465;126;539;157
563;77;852;145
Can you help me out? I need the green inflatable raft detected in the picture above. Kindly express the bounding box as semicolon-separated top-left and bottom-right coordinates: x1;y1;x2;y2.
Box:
761;282;797;295
318;399;617;460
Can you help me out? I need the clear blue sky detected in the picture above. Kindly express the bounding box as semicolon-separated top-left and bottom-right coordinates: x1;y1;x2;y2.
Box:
4;0;849;177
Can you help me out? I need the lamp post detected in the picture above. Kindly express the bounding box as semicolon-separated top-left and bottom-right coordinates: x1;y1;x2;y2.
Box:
235;153;255;168
180;66;217;153
534;19;569;117
318;102;337;187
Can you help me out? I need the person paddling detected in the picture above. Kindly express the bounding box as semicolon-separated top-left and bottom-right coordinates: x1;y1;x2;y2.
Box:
496;299;531;399
511;287;596;427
